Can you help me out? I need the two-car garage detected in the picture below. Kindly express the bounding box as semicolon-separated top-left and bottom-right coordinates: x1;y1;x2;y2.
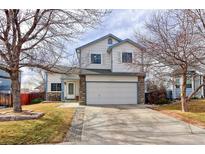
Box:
85;75;138;105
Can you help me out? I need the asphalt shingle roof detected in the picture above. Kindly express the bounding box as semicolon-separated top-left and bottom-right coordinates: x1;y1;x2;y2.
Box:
76;34;122;51
107;39;145;52
80;69;145;76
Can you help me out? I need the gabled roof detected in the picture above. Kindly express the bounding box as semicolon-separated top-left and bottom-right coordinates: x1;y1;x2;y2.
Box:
46;65;80;74
107;39;145;52
76;34;122;51
172;66;205;76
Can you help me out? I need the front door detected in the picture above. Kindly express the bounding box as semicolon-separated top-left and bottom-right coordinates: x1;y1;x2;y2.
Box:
67;82;75;99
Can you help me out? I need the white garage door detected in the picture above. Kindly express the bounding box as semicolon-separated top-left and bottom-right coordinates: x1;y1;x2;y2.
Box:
86;82;138;105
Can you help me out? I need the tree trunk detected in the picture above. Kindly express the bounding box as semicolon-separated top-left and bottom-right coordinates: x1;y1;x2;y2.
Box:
10;71;22;112
181;73;188;112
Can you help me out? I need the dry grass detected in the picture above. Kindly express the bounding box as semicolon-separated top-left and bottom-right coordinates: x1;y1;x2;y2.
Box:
0;109;34;116
0;103;75;145
155;99;205;127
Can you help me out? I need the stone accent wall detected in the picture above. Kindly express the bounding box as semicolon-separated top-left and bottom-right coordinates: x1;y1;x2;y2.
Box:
46;92;61;101
138;76;145;104
79;75;86;104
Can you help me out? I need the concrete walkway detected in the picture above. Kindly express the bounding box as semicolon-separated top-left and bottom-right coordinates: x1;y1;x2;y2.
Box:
63;105;205;144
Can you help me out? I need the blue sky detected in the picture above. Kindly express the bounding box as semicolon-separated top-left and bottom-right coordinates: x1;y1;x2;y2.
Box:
66;10;153;55
21;9;154;89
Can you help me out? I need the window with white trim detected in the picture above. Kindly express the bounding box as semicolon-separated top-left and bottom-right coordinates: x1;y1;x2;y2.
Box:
186;79;192;88
51;83;61;91
175;78;180;88
122;52;132;63
91;54;101;64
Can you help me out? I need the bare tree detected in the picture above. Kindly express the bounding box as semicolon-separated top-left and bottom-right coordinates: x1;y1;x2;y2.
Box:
0;9;108;112
136;10;205;112
183;9;205;100
32;68;46;87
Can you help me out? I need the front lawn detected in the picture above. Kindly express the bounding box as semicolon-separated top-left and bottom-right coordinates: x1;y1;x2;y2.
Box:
154;99;205;128
0;103;74;145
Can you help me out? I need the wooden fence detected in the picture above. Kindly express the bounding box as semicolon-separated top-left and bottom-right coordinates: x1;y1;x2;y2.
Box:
20;92;45;105
0;92;45;107
0;92;12;107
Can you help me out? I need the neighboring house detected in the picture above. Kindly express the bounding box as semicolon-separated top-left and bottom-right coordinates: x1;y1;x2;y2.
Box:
0;69;21;93
45;34;146;105
0;69;11;93
171;69;205;99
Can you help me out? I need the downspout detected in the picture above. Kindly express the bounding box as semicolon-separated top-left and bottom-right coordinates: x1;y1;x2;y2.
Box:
111;49;113;72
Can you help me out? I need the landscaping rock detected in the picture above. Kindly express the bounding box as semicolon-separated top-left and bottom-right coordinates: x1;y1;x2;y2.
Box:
0;111;45;121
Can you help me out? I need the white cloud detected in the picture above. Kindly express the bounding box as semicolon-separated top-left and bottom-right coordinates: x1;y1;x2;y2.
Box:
21;68;43;90
72;9;154;47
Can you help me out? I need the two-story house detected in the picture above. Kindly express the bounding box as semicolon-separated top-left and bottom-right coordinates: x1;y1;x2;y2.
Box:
45;34;146;105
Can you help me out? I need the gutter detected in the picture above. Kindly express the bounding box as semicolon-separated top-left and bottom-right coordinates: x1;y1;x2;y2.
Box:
0;76;10;79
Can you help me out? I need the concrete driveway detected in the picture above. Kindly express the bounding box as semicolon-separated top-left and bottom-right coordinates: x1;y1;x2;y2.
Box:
76;105;205;144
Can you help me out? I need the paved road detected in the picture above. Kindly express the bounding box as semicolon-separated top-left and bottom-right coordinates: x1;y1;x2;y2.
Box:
75;105;205;144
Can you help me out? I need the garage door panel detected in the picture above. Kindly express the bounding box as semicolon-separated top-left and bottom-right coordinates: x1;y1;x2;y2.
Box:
86;82;137;105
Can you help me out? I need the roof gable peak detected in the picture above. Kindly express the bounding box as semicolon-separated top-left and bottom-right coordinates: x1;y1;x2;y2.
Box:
76;33;122;51
107;38;145;52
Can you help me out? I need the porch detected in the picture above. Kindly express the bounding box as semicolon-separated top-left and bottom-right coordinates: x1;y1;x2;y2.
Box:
61;77;80;101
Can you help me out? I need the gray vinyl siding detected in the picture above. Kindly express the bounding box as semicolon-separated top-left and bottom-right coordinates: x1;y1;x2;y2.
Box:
111;42;143;73
80;37;119;70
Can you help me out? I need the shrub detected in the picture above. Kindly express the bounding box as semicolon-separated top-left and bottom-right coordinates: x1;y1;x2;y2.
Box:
192;96;199;99
31;98;44;104
145;82;171;105
146;88;167;104
156;98;170;105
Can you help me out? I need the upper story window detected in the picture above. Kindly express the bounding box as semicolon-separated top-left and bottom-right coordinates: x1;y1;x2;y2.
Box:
51;83;61;91
186;79;192;88
175;78;180;88
108;38;113;45
91;54;101;64
122;52;132;63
